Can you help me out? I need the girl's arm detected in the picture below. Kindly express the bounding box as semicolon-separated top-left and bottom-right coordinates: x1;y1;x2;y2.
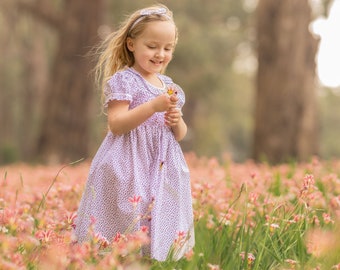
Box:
107;94;176;135
169;115;187;142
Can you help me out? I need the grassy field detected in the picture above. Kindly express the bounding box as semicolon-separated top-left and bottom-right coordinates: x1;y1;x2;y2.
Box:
1;153;340;269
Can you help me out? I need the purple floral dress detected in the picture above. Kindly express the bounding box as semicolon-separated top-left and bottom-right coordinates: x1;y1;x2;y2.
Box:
74;67;195;261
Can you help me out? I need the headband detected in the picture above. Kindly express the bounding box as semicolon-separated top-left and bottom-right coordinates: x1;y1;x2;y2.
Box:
130;7;172;31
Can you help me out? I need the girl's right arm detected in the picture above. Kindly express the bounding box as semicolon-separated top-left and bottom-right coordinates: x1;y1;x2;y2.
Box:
107;94;176;135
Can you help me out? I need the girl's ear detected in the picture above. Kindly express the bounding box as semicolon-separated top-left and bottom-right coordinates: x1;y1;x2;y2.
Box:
126;37;134;52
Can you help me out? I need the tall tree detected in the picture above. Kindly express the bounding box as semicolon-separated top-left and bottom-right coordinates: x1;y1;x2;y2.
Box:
19;0;104;163
253;0;319;164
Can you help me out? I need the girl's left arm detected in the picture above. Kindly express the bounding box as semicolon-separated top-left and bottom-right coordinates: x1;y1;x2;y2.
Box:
170;115;187;141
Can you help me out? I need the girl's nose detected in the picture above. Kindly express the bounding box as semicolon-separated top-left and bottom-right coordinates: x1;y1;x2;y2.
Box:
156;50;164;58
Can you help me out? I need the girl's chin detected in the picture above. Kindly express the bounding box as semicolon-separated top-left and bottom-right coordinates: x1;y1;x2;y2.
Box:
149;66;163;73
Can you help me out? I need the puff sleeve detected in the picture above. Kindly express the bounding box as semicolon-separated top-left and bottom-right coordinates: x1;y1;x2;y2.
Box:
104;71;134;108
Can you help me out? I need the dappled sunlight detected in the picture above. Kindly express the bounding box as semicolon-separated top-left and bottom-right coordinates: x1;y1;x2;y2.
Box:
312;0;340;88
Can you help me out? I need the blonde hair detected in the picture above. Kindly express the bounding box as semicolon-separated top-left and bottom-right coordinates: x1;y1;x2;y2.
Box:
94;4;178;96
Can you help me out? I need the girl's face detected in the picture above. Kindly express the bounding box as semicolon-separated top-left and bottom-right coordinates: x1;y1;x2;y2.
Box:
127;20;176;78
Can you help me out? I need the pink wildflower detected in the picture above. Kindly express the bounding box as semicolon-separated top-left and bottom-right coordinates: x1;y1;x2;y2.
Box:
184;249;194;261
300;174;317;197
249;192;259;204
306;228;335;257
240;251;256;266
9;253;24;268
140;226;149;233
332;263;340;269
287;214;304;225
330;196;340;208
93;232;109;248
207;263;220;270
66;211;77;229
206;214;215;229
174;231;186;248
293;214;303;223
285;258;298;267
303;174;315;188
113;232;121;242
311;215;320;226
175;231;186;241
35;229;55;243
265;223;280;233
129;195;142;209
218;212;231;226
0;226;8;233
322;213;334;224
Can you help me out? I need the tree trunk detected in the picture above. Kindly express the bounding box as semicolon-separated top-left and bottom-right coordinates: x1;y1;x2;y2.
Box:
21;23;48;160
37;0;103;163
253;0;319;164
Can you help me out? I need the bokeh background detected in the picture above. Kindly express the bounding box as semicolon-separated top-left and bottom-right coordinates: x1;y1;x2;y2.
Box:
1;0;340;165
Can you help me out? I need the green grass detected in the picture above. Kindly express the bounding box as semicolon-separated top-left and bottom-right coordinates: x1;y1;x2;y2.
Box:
150;186;336;269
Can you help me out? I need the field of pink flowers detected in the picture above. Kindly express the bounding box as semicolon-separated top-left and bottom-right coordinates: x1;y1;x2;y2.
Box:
1;153;340;269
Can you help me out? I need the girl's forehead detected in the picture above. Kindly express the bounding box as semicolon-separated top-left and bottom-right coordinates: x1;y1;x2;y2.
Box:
140;21;176;41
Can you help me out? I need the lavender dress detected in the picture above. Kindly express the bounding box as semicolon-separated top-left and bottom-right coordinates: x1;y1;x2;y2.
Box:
74;68;194;261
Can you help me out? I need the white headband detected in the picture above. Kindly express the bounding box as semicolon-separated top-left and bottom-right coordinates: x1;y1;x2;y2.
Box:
130;7;172;31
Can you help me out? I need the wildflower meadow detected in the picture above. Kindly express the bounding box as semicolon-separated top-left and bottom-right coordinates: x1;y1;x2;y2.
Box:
1;153;340;269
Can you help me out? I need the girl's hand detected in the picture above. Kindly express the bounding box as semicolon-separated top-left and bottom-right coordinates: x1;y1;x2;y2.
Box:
165;94;180;126
165;107;182;127
151;94;177;112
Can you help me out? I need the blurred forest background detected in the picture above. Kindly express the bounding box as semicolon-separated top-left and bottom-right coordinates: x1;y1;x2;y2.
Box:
1;0;340;165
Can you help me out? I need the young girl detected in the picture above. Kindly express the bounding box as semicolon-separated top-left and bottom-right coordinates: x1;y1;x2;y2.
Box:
74;4;194;261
